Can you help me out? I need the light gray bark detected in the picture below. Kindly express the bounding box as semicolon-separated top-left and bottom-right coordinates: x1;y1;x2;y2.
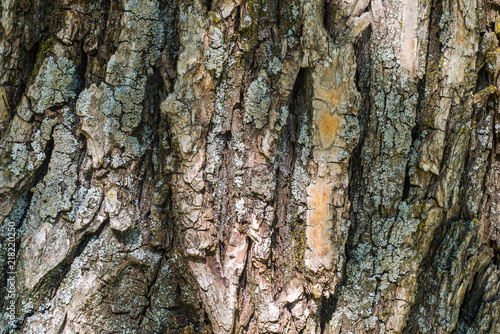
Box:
0;0;499;333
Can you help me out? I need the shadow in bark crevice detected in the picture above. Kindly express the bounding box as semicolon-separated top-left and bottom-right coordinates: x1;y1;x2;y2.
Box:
31;138;54;189
48;217;109;299
137;251;167;331
319;291;338;334
474;65;491;94
345;17;371;263
454;268;488;333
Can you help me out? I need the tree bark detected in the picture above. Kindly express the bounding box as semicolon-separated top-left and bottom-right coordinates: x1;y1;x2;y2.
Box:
0;0;499;333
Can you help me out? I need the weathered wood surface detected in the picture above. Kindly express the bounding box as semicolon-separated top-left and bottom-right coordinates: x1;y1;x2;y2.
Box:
0;0;499;333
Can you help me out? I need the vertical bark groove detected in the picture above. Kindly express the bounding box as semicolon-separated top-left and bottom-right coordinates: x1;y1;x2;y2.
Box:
1;0;499;333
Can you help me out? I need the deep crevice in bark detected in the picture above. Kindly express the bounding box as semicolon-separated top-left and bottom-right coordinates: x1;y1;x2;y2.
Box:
16;40;40;108
454;268;487;333
137;251;167;330
205;0;213;12
31;138;54;188
75;218;109;260
475;65;491;94
3;1;500;333
56;313;67;334
24;216;110;330
319;292;336;334
322;0;336;36
47;217;109;302
75;45;88;97
347;19;371;260
404;215;449;332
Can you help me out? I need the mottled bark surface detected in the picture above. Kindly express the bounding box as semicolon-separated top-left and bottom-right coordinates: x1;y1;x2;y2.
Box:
0;0;499;333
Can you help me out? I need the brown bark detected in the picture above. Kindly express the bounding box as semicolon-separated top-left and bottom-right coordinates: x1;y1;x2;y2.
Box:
0;0;499;333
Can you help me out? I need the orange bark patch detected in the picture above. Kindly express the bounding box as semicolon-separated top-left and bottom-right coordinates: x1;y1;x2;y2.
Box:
305;178;334;271
318;112;339;148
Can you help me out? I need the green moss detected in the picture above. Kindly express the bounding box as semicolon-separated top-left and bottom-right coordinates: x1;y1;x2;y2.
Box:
424;112;435;128
26;0;65;86
26;36;55;88
416;219;427;234
278;0;300;37
237;0;259;51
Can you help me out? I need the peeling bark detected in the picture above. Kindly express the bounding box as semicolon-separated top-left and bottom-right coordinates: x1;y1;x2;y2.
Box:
0;0;499;333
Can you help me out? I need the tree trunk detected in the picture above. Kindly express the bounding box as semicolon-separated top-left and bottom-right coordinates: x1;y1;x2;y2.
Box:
0;0;499;333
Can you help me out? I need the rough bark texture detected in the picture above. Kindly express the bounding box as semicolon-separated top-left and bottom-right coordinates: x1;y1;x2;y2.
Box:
0;0;499;333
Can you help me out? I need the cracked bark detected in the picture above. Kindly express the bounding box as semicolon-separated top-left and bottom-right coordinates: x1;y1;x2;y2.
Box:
0;0;499;333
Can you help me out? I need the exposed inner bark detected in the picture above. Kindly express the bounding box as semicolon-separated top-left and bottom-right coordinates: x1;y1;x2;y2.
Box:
0;0;499;333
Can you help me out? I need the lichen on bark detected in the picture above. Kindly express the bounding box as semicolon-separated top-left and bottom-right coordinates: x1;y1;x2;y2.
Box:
0;0;499;333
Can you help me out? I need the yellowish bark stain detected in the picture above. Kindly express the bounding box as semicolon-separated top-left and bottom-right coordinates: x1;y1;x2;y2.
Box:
315;84;346;106
318;112;339;148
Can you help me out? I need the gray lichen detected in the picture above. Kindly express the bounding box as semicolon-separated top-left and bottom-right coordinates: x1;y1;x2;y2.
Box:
27;57;76;113
205;27;226;77
244;71;271;129
33;125;78;220
9;143;29;175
